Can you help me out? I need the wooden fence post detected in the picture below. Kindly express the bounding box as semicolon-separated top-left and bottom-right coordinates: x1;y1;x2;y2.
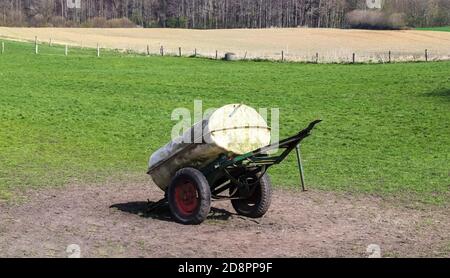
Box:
425;49;428;62
352;53;355;64
160;45;164;56
315;52;319;64
388;50;391;63
281;50;284;61
147;45;150;56
179;47;182;57
194;48;197;57
215;50;218;60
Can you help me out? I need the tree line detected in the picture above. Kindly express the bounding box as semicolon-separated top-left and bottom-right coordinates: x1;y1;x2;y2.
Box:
1;0;449;29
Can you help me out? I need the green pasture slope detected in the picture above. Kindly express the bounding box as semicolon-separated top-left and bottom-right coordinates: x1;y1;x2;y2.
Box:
416;26;450;32
0;40;449;204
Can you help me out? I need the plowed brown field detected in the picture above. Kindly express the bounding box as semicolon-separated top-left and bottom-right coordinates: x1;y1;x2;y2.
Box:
1;27;450;62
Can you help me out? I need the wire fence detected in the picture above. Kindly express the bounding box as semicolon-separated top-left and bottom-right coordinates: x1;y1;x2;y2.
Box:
1;37;450;64
159;47;450;63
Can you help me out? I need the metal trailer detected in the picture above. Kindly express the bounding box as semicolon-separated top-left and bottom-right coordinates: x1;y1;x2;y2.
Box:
148;120;321;224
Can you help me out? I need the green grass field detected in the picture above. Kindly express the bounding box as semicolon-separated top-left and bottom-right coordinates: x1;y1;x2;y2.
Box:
0;40;449;204
416;26;450;32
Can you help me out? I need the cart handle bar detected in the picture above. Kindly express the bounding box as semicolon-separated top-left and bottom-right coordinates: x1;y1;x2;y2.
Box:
231;119;322;162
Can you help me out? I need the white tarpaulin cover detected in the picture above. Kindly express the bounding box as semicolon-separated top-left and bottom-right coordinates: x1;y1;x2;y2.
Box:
148;104;271;190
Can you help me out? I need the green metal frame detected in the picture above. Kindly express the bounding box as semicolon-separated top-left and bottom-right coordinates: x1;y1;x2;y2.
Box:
201;120;321;199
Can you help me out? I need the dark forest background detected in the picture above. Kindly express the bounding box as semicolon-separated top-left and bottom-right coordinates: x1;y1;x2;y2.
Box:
1;0;449;29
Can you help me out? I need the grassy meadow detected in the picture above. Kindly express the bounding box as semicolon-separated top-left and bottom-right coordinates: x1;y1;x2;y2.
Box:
417;26;450;32
0;40;449;204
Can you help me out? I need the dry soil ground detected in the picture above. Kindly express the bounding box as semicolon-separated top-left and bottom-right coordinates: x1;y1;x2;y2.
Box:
0;177;449;258
1;27;450;61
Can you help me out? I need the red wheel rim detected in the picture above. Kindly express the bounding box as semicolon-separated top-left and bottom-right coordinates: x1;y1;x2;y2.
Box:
174;179;199;215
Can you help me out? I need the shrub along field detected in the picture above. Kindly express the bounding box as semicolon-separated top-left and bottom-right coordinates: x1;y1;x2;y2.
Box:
0;40;449;204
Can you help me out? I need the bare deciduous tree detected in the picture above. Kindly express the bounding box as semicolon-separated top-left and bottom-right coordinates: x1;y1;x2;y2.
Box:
0;0;448;28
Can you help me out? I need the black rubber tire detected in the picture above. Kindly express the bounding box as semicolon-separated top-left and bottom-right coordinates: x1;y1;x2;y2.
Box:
168;167;211;225
230;173;272;218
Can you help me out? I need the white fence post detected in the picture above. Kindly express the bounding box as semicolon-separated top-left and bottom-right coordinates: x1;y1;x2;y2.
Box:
35;36;38;54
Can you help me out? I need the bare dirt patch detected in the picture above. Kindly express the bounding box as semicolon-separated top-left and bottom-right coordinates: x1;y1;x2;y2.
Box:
0;178;448;258
1;27;450;62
